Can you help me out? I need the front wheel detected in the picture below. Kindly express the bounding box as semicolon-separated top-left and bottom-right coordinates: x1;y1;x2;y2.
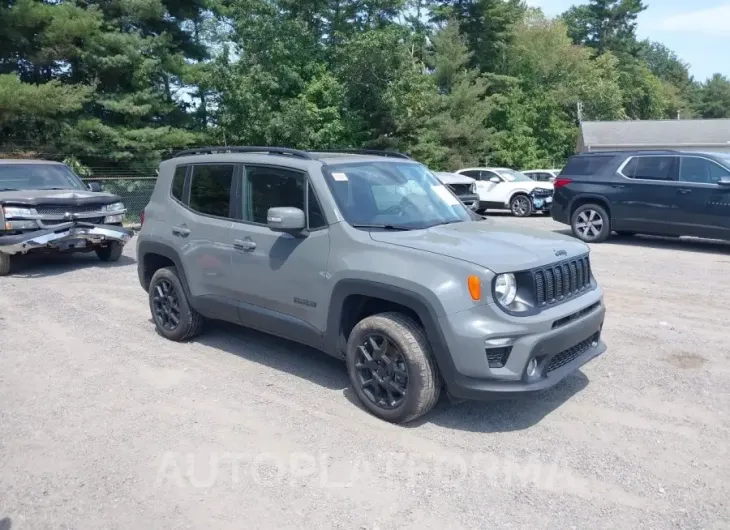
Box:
346;312;441;424
96;241;123;262
571;204;611;243
0;252;10;276
510;194;533;217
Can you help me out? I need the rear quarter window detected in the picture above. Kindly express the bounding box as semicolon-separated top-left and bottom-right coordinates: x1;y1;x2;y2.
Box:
561;155;614;177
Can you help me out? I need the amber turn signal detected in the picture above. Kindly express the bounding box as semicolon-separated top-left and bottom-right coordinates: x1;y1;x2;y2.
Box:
467;275;481;301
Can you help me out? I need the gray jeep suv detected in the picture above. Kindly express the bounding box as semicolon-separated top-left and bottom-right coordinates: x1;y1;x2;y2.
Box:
137;147;607;423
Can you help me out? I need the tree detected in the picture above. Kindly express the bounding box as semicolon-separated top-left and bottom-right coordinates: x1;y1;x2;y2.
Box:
562;0;646;57
697;74;730;119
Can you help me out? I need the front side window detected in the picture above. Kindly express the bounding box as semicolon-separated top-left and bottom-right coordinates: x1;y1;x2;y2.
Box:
323;161;471;229
460;170;481;179
0;163;86;191
246;166;305;225
189;164;234;217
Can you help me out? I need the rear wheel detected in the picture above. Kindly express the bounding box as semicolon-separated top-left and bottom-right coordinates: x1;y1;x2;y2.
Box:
571;203;611;243
0;252;10;276
149;266;204;341
346;312;441;424
510;194;532;217
96;241;123;262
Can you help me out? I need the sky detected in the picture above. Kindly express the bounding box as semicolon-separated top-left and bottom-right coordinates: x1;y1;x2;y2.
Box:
529;0;730;81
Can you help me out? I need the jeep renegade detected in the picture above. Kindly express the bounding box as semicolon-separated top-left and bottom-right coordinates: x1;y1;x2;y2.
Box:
137;147;607;424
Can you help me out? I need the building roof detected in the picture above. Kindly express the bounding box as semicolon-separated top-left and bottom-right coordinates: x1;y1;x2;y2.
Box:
580;119;730;149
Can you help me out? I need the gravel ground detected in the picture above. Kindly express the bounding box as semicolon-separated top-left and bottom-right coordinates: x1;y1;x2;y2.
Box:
1;215;729;529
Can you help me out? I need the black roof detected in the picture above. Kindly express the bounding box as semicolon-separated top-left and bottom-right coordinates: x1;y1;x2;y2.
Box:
171;146;411;161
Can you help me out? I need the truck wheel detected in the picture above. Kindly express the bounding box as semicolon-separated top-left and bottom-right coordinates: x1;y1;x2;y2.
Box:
346;312;441;424
0;252;10;276
148;266;204;342
571;203;610;243
96;241;123;262
510;194;533;217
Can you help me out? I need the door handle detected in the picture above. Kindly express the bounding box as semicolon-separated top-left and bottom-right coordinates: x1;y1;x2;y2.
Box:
677;188;692;195
171;225;190;237
233;239;256;251
611;184;625;189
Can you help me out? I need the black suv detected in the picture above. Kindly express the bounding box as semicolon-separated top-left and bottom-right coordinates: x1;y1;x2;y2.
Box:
551;150;730;243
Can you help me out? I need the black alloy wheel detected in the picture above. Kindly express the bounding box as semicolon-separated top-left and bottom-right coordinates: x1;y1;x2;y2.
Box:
152;278;181;331
354;334;409;410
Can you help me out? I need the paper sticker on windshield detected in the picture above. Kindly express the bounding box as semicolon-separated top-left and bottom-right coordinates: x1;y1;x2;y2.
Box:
431;185;460;206
332;172;348;181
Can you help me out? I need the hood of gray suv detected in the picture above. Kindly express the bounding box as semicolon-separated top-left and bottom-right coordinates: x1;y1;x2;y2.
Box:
0;189;121;206
369;220;589;273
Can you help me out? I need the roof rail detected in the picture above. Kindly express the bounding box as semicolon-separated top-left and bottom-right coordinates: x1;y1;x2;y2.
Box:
172;146;316;160
311;149;411;160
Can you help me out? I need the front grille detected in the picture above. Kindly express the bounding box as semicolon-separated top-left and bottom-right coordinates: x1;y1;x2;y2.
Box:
533;255;591;306
546;332;600;373
36;204;104;216
531;188;553;198
41;217;105;226
447;184;472;196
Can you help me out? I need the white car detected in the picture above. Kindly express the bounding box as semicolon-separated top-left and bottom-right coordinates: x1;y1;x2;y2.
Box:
433;171;479;211
522;169;562;183
454;167;554;217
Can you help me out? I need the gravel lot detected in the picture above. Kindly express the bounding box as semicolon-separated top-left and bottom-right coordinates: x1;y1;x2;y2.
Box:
1;215;729;529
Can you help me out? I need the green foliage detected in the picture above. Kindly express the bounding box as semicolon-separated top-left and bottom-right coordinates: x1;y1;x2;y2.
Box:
0;0;729;173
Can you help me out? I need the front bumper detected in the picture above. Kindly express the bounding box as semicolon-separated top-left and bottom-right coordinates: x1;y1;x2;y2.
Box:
437;289;606;400
457;193;480;211
530;191;553;212
0;222;133;255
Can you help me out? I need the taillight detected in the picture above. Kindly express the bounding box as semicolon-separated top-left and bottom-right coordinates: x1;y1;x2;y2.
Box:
140;211;145;226
554;178;573;188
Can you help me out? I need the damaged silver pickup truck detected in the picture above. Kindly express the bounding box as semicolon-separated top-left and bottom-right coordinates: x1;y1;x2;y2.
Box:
0;159;134;276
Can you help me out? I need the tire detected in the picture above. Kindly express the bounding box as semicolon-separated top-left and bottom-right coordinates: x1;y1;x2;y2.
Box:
96;241;123;262
510;194;533;217
571;203;611;243
148;266;204;342
0;252;10;276
346;312;441;424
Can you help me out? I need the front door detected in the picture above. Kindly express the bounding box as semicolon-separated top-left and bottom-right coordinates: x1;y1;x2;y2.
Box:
612;155;679;235
674;155;730;239
229;165;331;348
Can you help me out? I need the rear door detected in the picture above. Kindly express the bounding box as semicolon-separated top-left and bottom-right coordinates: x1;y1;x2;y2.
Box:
179;163;237;301
675;155;730;239
613;155;679;235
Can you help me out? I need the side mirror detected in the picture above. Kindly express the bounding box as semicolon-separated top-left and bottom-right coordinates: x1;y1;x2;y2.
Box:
87;181;102;192
489;177;501;184
718;177;730;186
267;207;306;235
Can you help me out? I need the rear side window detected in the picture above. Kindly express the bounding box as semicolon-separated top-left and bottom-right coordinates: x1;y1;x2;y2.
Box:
171;165;187;201
189;164;234;217
623;156;677;181
561;155;613;176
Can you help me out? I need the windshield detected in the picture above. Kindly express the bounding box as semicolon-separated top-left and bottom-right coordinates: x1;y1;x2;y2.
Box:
495;169;534;183
323;161;472;229
0;164;86;191
715;154;730;169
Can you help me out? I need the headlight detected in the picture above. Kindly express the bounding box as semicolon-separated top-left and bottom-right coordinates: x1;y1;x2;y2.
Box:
470;182;476;194
102;202;125;212
5;220;39;230
104;214;124;224
3;206;37;218
494;273;517;306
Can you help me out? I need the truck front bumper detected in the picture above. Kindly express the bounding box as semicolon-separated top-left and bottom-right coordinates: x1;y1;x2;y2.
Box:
0;222;133;255
435;288;606;400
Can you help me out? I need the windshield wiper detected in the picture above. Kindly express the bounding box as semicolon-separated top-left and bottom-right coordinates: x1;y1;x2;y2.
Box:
426;220;463;228
0;187;19;191
38;187;72;190
351;223;413;231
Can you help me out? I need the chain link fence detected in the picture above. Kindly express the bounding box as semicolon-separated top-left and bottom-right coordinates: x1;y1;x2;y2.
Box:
80;176;156;226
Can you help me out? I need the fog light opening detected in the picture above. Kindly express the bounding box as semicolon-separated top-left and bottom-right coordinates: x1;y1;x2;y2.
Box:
527;358;538;378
